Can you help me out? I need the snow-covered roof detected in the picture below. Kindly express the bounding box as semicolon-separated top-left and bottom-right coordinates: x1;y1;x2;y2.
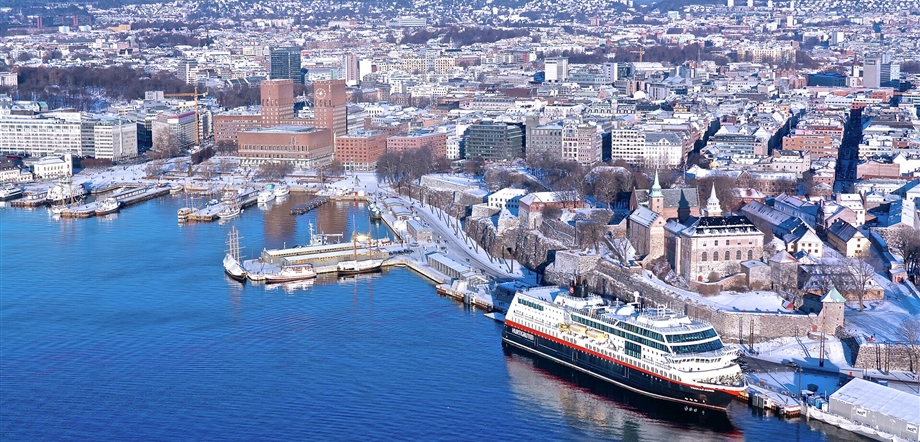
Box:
831;378;920;425
628;206;660;227
820;288;846;303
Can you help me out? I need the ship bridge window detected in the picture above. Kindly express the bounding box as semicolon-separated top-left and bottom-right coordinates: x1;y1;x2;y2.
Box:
518;299;544;311
670;339;724;354
666;328;718;343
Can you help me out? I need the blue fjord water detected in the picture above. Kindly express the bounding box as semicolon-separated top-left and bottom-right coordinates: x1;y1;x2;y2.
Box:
1;194;861;441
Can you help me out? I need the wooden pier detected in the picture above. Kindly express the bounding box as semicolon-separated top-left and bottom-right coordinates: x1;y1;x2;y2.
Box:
290;196;330;215
187;189;259;222
59;186;171;219
10;192;49;208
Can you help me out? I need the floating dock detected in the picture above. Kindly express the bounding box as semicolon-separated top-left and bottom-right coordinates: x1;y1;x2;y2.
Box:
290;196;330;215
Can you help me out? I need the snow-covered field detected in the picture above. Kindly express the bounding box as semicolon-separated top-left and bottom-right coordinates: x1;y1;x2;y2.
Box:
754;336;850;370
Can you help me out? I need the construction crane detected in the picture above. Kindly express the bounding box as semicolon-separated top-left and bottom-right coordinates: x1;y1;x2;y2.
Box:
164;86;207;146
630;48;646;63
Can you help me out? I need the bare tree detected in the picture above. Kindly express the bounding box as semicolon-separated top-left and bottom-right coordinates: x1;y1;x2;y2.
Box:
578;221;609;254
898;318;920;373
838;255;876;312
607;229;632;264
217;157;236;174
256;161;293;181
152;130;180;160
215;140;237;155
144;159;164;180
887;225;920;283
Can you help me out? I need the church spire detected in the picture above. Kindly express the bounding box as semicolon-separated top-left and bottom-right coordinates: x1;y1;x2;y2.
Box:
703;183;722;217
649;171;663;198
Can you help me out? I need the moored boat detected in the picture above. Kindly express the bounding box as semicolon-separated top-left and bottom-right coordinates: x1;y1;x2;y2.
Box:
47;177;87;204
368;204;382;220
223;226;247;282
169;184;184;194
177;207;194;222
257;184;275;203
273;182;290;197
336;259;383;275
0;183;23;201
263;264;316;283
502;286;745;410
218;204;242;219
94;197;121;216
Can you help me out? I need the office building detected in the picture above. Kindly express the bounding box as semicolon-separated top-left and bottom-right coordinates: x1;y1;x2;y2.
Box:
270;47;303;83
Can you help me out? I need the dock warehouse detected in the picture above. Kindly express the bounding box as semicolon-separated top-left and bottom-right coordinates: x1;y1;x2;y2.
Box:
828;378;920;441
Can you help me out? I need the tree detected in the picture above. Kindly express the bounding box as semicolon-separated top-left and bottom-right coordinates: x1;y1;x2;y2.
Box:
887;226;920;283
578;221;609;254
151;130;180;160
838;255;876;312
898;318;920;373
255;162;293;181
463;157;485;176
593;169;629;209
326;160;346;177
484;168;513;191
17;52;33;62
217;157;236;174
215;140;237;155
144;159;164;180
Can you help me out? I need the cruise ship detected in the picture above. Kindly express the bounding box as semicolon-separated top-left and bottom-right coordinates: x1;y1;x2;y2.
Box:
502;286;746;410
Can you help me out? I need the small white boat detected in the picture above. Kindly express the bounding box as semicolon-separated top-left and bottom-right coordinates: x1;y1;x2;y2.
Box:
218;204;242;219
0;183;23;201
94;197;121;216
336;259;383;275
169;184;184;194
264;264;316;283
273;182;290;197
257;185;275;203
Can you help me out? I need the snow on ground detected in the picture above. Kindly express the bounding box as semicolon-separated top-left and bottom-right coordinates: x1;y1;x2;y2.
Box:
640;271;793;313
326;172;382;195
844;274;920;342
403;193;528;280
754;336;851;371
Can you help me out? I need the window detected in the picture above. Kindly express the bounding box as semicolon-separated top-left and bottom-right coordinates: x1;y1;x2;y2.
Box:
737;250;742;260
748;250;753;260
715;240;719;246
701;252;707;261
713;252;718;261
725;251;730;261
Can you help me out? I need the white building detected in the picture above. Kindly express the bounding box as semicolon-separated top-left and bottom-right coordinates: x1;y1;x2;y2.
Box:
94;118;138;161
0;113;90;157
488;188;528;213
544;57;569;83
31;154;73;179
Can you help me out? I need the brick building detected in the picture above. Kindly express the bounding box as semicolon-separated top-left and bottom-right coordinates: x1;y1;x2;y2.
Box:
213;79;348;150
334;130;388;171
386;131;447;158
237;126;333;169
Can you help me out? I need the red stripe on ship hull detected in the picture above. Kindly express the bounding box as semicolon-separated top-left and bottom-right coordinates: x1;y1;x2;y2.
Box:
505;319;743;397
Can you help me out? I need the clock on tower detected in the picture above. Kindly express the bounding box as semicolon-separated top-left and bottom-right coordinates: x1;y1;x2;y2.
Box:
315;86;327;102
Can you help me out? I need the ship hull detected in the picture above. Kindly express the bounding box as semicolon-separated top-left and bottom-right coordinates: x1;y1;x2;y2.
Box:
0;191;23;201
502;321;739;410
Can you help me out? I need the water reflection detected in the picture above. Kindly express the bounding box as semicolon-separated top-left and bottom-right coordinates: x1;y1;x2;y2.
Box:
504;347;741;442
264;279;315;294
